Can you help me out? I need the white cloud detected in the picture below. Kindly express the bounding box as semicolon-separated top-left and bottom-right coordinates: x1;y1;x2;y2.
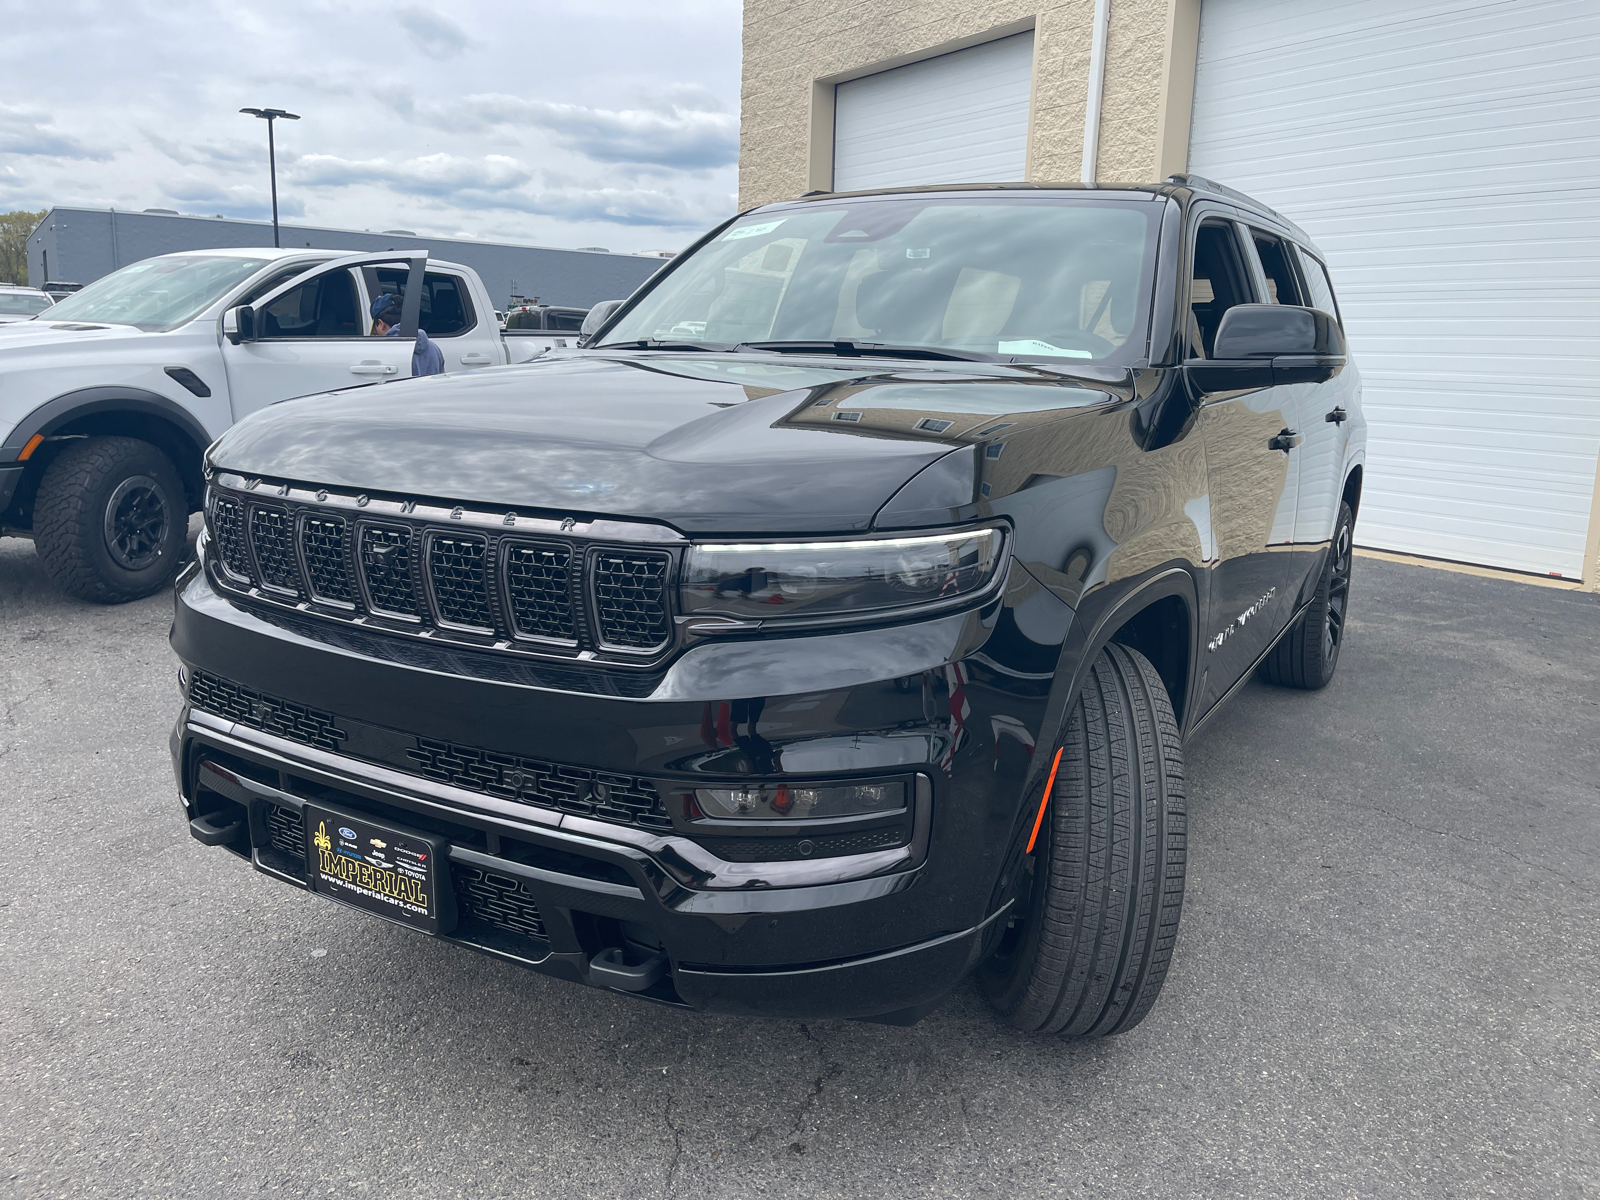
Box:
395;7;474;60
0;104;113;161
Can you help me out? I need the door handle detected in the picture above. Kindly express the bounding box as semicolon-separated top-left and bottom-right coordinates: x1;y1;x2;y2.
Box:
458;353;494;366
1268;428;1302;452
1326;406;1348;424
349;361;398;376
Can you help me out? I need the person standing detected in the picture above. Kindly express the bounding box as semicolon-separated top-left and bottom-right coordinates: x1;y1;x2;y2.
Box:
369;293;446;376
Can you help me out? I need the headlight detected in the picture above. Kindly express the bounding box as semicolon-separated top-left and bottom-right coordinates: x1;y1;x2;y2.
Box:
690;780;907;821
680;526;1004;623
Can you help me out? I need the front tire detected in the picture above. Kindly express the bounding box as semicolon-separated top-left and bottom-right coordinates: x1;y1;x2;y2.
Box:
980;642;1187;1037
34;436;188;604
1258;501;1354;690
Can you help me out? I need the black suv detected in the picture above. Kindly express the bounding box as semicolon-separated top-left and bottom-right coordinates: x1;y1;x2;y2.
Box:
172;178;1364;1036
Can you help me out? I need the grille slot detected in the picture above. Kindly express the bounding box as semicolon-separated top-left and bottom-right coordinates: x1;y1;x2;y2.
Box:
358;524;421;618
591;550;672;650
299;514;353;605
265;803;305;862
188;670;347;753
504;540;576;643
708;827;907;862
428;534;495;631
452;864;548;940
249;507;300;595
211;495;253;582
406;738;672;831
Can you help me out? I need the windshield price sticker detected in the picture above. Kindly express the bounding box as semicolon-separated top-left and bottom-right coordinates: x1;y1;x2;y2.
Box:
304;806;451;935
722;219;785;241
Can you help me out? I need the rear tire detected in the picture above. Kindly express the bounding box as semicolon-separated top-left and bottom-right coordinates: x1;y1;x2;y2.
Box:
1259;501;1353;690
33;436;187;604
980;642;1187;1037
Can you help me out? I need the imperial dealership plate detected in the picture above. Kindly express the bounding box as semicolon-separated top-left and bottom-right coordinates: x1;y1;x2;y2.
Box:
303;805;452;935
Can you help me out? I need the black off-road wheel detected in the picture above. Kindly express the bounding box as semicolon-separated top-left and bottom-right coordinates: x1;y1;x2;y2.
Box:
980;642;1187;1038
1259;501;1354;690
33;436;188;604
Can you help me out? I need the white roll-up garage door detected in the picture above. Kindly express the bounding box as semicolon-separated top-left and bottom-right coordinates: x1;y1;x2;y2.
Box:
833;32;1034;193
1189;0;1600;579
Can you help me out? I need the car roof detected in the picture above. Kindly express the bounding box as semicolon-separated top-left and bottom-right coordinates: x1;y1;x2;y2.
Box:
0;284;50;294
758;175;1314;249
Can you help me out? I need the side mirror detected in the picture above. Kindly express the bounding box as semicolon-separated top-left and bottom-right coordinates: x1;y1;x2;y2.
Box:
223;304;256;345
1191;304;1346;390
578;299;623;345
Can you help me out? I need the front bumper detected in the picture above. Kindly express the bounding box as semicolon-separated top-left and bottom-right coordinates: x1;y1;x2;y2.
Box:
171;548;1065;1020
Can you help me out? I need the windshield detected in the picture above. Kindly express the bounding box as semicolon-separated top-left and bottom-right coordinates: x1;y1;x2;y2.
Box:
0;292;53;315
601;197;1161;364
42;255;274;331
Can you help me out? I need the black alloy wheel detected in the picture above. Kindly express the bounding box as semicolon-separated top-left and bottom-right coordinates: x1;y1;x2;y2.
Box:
1259;500;1355;690
979;642;1187;1037
34;436;189;604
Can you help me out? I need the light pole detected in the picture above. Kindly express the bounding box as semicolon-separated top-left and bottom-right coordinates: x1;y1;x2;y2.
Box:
239;107;300;247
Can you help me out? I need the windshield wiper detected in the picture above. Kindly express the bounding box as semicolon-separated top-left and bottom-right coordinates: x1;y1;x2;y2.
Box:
594;338;733;352
736;339;993;363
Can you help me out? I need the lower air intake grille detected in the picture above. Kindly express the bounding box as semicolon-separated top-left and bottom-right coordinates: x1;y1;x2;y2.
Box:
452;864;548;939
428;534;494;629
591;551;672;650
299;515;353;604
406;738;672;830
265;803;305;862
248;506;300;595
211;495;252;581
188;671;347;753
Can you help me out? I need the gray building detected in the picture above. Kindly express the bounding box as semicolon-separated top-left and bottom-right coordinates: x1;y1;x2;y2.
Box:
26;207;669;310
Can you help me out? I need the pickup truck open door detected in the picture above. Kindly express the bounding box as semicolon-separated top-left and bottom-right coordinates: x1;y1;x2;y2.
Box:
220;252;426;421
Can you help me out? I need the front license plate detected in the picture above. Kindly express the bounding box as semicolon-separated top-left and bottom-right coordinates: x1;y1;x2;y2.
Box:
304;806;450;935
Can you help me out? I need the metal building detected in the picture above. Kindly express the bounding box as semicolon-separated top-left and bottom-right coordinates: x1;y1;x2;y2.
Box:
26;207;667;311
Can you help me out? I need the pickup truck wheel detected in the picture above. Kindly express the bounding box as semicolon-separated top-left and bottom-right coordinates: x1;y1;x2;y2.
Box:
1258;501;1354;690
979;642;1187;1037
34;436;187;604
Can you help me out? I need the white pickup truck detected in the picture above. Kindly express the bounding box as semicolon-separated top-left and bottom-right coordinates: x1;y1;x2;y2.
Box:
0;247;560;602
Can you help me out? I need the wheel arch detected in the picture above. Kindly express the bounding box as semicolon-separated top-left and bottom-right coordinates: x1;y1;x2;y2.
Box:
1342;462;1363;522
2;388;215;526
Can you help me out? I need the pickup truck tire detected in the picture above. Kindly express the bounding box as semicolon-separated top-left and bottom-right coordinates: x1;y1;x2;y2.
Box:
979;642;1187;1037
34;436;187;604
1258;501;1354;690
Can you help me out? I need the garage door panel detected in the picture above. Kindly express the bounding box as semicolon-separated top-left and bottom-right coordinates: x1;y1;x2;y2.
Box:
1191;0;1600;578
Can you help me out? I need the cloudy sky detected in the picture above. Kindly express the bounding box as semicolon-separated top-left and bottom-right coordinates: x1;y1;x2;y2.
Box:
0;0;743;253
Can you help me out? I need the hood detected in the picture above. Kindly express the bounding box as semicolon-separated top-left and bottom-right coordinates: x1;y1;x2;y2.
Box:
0;319;144;348
210;352;1118;534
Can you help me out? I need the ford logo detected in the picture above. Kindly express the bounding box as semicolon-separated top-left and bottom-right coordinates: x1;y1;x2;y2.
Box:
339;827;357;840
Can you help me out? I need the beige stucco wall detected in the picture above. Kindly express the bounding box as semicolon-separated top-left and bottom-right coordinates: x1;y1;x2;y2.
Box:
739;0;1201;210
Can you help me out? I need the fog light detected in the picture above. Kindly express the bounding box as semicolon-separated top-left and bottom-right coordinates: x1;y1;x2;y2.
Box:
692;780;906;821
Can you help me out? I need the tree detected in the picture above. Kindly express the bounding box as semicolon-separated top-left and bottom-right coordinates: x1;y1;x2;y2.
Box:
0;210;47;285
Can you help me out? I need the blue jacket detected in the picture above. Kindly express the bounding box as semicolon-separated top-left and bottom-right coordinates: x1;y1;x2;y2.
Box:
387;325;446;376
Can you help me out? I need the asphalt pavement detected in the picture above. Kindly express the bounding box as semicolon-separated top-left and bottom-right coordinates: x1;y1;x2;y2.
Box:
2;529;1596;1200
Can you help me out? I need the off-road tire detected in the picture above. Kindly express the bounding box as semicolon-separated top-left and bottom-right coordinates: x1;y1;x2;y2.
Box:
980;642;1187;1037
34;436;187;604
1259;501;1354;690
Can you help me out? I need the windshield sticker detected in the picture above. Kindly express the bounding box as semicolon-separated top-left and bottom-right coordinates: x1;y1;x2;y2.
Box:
722;220;786;241
998;339;1095;359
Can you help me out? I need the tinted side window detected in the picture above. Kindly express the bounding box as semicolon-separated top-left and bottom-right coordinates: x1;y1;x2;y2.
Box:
1295;249;1342;325
1251;231;1305;305
236;262;320;307
420;272;474;337
1188;221;1256;358
257;269;361;338
547;309;586;331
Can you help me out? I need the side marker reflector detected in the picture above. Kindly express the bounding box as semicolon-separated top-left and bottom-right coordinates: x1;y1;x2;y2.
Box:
1025;747;1064;855
18;433;44;460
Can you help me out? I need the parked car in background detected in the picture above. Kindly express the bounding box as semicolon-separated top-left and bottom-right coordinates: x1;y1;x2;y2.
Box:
40;281;83;302
0;248;555;603
173;177;1364;1035
0;285;54;323
503;303;590;350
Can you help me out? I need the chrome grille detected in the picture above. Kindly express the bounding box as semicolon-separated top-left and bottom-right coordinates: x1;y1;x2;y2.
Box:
504;541;575;642
211;495;252;580
359;524;420;617
427;534;494;629
592;551;672;650
248;507;299;595
299;515;353;605
206;480;678;664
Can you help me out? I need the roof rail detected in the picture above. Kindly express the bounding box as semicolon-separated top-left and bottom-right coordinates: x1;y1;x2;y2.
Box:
1164;174;1311;244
